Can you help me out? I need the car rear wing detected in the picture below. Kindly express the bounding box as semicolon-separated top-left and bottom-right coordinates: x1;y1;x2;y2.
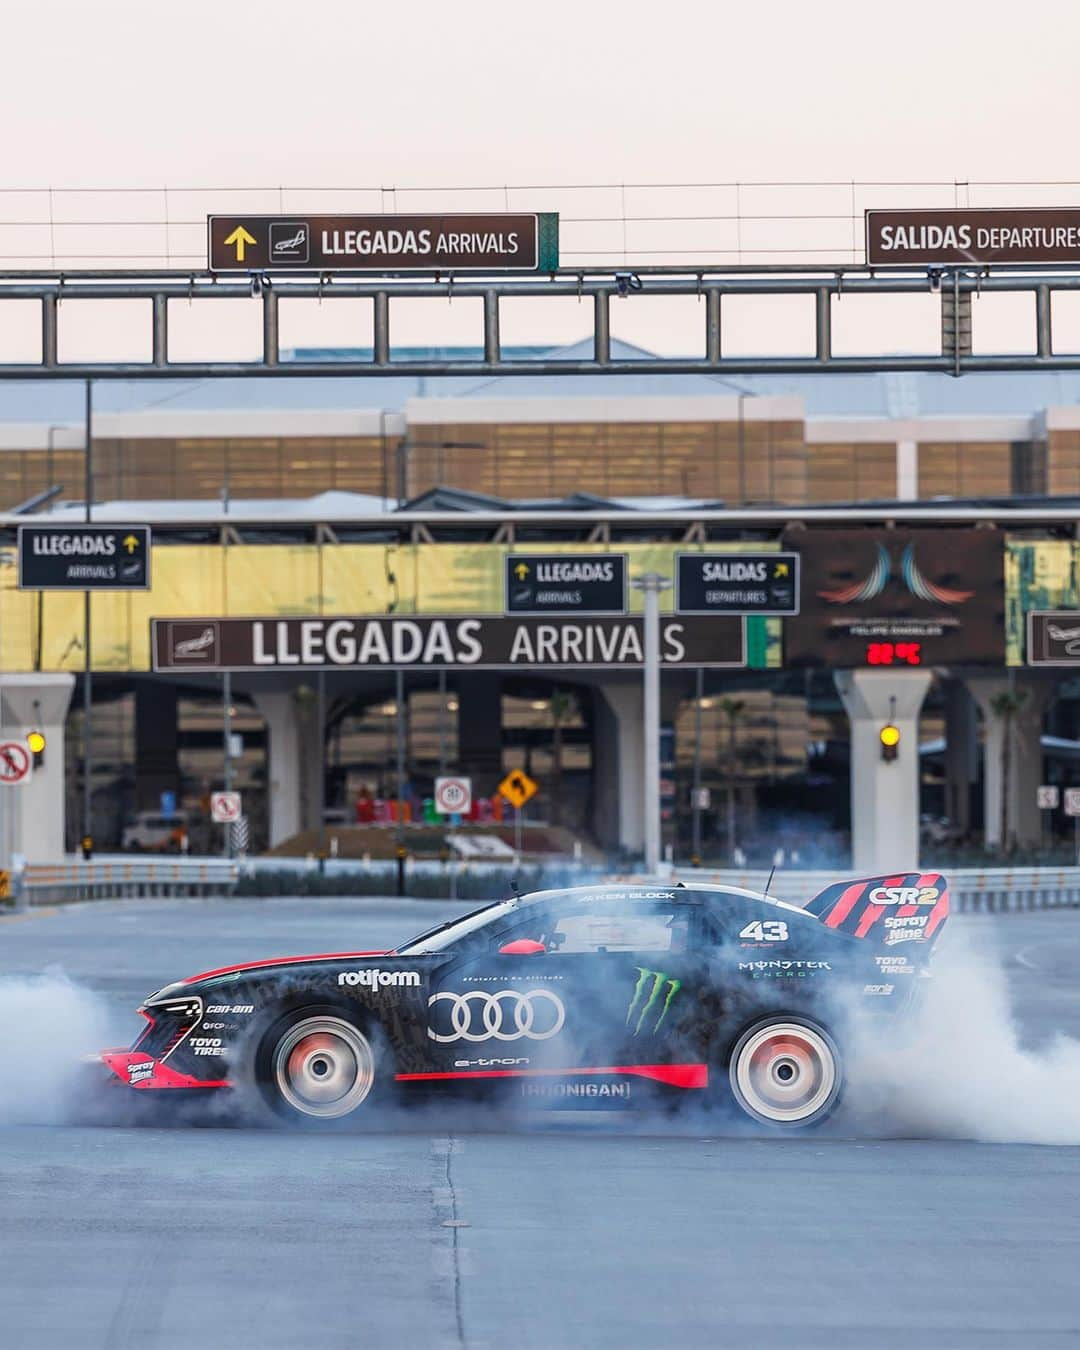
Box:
801;872;949;957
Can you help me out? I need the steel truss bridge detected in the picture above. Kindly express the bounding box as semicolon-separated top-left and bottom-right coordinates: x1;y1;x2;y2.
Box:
1;262;1080;379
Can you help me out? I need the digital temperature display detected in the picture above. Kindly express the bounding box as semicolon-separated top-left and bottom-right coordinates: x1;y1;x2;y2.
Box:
865;641;922;666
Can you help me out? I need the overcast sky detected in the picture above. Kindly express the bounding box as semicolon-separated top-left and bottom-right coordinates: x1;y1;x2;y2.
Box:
1;0;1078;366
4;0;1077;186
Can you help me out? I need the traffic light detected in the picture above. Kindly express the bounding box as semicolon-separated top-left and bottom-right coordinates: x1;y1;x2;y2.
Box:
879;723;900;763
26;729;45;769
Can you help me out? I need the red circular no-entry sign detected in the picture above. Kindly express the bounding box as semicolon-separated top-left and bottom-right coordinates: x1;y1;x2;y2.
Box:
0;742;32;786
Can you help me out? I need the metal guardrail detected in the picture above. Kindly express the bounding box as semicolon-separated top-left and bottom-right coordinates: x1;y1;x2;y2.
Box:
4;858;1080;911
10;858;239;906
671;867;1080;914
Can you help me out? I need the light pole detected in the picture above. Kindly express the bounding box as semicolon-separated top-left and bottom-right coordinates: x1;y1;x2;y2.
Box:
631;571;672;876
692;667;704;862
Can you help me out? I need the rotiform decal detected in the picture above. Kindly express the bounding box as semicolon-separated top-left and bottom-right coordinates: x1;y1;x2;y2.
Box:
337;969;421;989
625;968;682;1035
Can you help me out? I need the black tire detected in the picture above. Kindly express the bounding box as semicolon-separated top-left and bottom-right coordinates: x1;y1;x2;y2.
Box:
255;1005;385;1123
727;1013;842;1129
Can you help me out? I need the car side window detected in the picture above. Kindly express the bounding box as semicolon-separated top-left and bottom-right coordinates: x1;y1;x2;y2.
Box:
492;903;696;955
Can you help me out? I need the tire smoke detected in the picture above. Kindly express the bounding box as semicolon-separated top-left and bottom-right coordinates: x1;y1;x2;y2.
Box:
0;971;113;1125
848;928;1080;1145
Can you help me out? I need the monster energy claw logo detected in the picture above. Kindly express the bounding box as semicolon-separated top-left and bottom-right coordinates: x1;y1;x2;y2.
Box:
626;967;682;1035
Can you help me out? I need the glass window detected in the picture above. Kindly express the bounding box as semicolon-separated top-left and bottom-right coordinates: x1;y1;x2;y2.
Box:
547;908;681;954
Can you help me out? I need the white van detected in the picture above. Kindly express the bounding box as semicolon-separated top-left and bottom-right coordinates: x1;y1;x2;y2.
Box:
121;811;189;852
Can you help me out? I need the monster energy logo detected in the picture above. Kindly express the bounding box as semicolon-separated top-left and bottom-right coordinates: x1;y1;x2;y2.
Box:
626;968;682;1035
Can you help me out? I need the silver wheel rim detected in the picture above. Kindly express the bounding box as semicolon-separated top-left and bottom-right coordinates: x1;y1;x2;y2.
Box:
732;1022;837;1124
273;1016;375;1119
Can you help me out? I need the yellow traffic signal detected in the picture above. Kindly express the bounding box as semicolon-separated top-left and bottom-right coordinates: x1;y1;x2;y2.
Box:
879;723;900;762
26;729;45;767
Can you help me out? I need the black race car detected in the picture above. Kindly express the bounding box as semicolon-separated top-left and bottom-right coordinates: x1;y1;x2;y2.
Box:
98;873;949;1128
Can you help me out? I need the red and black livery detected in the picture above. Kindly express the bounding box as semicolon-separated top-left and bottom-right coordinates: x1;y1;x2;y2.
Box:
98;873;948;1129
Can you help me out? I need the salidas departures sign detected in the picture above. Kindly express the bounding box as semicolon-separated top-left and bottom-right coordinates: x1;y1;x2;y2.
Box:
152;614;746;672
209;214;560;272
18;524;151;591
676;552;799;615
866;207;1080;266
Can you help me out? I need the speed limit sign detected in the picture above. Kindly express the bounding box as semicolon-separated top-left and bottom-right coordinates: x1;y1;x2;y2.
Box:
434;776;472;815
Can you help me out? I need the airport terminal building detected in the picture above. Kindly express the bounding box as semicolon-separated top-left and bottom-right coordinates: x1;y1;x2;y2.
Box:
3;343;1080;868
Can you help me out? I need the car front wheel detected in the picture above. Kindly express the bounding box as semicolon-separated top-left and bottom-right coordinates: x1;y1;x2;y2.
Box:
728;1015;841;1128
258;1009;380;1122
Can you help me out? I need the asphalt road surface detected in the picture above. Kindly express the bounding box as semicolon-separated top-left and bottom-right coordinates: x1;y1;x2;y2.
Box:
1;895;1079;1350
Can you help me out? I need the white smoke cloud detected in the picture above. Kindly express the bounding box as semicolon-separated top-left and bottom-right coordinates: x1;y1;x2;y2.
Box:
848;931;1080;1145
0;971;113;1125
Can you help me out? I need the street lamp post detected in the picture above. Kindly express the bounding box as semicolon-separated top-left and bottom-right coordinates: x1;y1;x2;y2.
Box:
631;571;672;876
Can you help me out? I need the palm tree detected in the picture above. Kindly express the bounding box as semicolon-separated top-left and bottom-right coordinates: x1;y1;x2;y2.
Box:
988;687;1029;854
719;697;745;859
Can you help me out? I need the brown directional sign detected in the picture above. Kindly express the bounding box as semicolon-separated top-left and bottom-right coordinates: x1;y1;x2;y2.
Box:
208;213;559;272
152;614;745;671
866;208;1080;267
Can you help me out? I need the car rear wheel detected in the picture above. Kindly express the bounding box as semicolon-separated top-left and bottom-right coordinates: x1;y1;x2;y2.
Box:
260;1010;379;1121
728;1015;841;1128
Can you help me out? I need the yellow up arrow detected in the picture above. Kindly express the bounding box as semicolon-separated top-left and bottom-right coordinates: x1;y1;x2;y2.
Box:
223;225;257;263
122;534;139;554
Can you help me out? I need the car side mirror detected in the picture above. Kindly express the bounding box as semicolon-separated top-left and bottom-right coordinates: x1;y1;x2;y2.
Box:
497;939;546;956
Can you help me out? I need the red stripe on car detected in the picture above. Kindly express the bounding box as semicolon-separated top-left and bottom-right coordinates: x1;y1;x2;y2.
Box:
182;951;389;985
394;1064;708;1088
824;882;865;928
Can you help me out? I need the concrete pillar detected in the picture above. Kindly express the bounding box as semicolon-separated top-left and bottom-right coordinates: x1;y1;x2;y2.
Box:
252;687;323;848
592;682;645;855
896;438;919;499
942;678;977;837
835;669;932;875
134;680;179;813
0;673;75;864
456;674;503;797
969;675;1052;850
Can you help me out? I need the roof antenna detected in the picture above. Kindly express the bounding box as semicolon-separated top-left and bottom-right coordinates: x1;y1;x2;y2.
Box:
764;862;776;898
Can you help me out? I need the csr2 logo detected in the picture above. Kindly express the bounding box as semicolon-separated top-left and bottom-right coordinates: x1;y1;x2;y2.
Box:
428;989;565;1043
868;886;939;906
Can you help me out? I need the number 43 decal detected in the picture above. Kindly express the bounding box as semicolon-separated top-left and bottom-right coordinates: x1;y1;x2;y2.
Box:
739;920;789;942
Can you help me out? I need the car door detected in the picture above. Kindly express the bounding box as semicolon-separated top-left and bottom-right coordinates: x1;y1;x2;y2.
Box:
423;896;709;1076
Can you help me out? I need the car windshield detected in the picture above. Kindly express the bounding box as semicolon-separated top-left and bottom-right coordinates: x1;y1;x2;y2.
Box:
396;898;521;954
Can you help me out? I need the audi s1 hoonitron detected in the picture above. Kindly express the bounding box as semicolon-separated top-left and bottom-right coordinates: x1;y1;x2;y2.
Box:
97;875;948;1128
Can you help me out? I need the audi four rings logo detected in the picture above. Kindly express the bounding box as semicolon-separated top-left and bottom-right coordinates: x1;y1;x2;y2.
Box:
427;989;566;1043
